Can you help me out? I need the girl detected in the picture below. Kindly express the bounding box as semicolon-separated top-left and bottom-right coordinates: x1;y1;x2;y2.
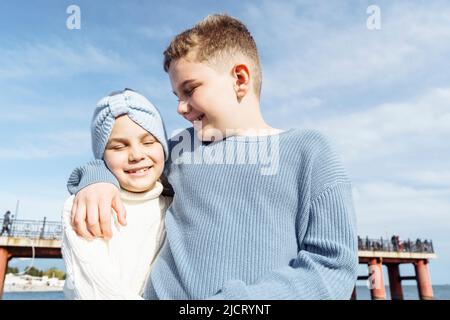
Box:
62;89;171;299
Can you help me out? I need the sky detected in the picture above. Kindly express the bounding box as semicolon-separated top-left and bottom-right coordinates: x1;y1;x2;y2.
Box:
1;1;450;285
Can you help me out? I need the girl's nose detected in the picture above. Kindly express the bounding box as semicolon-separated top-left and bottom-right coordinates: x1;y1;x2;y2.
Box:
129;145;145;162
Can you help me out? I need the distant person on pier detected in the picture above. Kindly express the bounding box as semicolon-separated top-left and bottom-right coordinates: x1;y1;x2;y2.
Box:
0;210;12;236
415;238;423;252
423;239;430;252
391;235;400;251
62;89;170;299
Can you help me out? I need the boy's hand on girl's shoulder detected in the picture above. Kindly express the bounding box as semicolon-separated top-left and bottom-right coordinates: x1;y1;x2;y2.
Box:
70;182;127;240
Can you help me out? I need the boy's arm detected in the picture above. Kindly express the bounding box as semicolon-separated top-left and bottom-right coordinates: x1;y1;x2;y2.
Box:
211;183;358;300
67;159;120;195
66;160;126;240
208;133;358;300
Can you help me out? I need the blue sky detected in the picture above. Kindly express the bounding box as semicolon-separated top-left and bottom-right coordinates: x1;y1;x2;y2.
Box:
1;1;450;286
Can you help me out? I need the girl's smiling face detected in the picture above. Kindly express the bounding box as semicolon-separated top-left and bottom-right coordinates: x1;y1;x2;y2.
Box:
103;115;165;193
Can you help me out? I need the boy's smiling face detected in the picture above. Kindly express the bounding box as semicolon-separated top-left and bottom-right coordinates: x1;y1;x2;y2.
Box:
103;115;164;193
169;56;238;141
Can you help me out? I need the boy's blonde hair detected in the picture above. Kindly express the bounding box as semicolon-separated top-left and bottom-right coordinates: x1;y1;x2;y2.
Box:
163;14;262;97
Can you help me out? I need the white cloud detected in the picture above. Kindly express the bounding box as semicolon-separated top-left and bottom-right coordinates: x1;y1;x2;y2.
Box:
400;171;450;188
0;104;91;124
302;88;450;165
0;41;131;80
137;25;175;39
0;191;65;222
354;181;450;232
249;1;450;99
0;131;91;159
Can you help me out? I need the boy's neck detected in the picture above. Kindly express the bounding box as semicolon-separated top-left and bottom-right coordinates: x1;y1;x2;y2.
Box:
232;122;282;137
230;98;282;137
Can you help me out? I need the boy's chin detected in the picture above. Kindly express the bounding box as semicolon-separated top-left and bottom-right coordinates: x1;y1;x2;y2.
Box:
195;126;226;142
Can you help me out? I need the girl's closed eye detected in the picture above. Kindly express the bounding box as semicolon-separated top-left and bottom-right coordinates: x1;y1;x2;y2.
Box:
143;140;155;145
109;144;126;150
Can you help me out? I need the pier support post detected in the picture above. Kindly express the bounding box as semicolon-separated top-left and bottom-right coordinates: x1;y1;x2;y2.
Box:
415;259;433;300
369;258;386;300
0;247;12;299
350;286;357;300
387;263;404;300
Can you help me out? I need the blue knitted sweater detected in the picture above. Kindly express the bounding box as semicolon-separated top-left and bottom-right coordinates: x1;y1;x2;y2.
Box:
67;128;358;300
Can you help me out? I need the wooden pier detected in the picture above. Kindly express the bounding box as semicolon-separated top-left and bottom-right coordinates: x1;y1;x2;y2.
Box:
0;218;61;298
353;236;437;300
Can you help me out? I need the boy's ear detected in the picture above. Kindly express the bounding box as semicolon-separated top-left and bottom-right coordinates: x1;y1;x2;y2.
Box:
232;64;250;101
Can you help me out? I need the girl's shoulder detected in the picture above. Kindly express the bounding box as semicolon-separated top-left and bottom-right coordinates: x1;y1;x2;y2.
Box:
63;195;76;210
62;195;76;223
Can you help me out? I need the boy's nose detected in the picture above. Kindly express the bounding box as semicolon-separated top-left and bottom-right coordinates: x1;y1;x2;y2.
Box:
177;100;192;117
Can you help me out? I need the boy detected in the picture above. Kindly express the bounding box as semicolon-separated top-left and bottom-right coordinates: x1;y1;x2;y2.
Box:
67;14;358;299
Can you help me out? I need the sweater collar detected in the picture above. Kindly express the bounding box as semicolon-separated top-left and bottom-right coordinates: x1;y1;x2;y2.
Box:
120;181;163;202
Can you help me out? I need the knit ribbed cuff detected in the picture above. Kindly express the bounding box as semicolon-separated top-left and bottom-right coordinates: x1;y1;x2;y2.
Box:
66;159;120;195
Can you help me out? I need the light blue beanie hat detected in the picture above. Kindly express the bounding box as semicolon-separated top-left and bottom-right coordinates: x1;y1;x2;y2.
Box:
91;88;168;160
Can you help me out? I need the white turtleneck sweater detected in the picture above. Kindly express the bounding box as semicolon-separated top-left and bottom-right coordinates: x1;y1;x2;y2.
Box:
61;181;170;300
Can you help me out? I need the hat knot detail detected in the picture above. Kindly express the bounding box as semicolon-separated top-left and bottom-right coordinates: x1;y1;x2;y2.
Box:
109;94;130;117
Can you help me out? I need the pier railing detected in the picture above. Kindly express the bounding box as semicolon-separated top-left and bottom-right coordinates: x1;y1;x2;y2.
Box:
0;218;62;240
2;219;436;254
358;236;434;253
